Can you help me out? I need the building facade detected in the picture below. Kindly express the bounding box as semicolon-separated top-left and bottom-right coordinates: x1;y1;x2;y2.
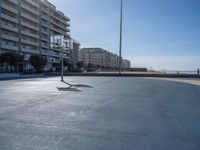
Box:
0;0;70;71
70;39;80;65
122;59;131;69
79;48;126;69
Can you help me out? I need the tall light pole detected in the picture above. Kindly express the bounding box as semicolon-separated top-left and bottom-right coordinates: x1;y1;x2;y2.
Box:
61;45;64;82
119;0;123;74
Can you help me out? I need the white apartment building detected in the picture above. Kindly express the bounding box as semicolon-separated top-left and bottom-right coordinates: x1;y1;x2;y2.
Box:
79;48;122;68
0;0;70;71
70;39;80;65
123;59;131;69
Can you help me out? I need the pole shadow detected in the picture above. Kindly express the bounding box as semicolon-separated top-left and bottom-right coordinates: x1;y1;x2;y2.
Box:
62;80;93;88
57;87;82;92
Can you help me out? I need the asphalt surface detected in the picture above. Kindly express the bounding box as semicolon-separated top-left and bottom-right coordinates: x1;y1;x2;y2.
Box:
0;77;200;150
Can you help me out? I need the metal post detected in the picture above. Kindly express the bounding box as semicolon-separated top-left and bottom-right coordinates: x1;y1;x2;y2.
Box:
61;46;64;81
119;0;123;74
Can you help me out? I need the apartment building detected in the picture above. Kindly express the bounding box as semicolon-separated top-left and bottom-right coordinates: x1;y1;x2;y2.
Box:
70;39;80;65
79;48;123;68
123;59;131;69
0;0;70;70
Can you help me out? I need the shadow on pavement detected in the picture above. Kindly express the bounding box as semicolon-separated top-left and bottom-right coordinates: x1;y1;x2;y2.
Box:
62;80;93;88
57;87;82;92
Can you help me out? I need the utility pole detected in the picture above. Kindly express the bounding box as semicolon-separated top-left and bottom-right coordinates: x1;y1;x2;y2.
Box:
61;43;64;82
119;0;123;74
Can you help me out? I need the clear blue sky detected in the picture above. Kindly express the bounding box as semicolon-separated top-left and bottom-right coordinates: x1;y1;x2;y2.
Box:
48;0;200;70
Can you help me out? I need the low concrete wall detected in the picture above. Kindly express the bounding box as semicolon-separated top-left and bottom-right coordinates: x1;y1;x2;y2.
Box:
45;72;200;78
0;73;20;79
0;73;44;80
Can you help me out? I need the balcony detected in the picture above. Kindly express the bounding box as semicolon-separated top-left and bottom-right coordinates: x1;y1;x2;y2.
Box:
21;39;39;46
66;22;70;27
21;20;39;31
52;59;60;63
41;50;50;56
50;19;67;31
21;47;40;54
41;30;49;35
8;0;18;5
50;51;61;58
50;26;63;35
51;47;61;52
1;3;18;14
26;0;39;8
64;33;70;39
41;22;49;28
22;48;40;54
60;18;70;26
63;53;70;59
51;14;70;27
21;30;39;39
21;12;39;24
1;13;18;23
41;36;49;42
41;14;49;21
67;28;70;32
1;44;19;51
1;22;18;33
41;8;49;14
1;34;19;42
64;16;70;22
21;3;39;16
41;42;50;49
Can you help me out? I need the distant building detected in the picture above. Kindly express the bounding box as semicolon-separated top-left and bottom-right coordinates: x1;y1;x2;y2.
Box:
79;47;128;69
70;39;80;65
123;59;131;69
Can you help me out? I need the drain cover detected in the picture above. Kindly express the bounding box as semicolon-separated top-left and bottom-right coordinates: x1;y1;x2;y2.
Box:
57;87;81;92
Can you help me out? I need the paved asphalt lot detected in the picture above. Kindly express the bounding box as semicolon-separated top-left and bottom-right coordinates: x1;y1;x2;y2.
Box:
0;77;200;150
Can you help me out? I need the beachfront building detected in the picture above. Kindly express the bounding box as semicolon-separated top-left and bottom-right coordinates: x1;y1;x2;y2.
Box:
70;39;80;65
123;59;131;69
79;47;129;69
0;0;70;71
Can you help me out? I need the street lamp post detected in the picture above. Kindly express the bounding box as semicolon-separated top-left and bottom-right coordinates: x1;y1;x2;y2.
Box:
61;46;64;82
119;0;123;74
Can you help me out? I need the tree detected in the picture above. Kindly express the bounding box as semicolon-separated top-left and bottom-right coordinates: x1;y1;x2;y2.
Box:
68;61;73;72
3;52;17;72
76;61;84;69
16;53;24;72
29;54;47;73
63;59;69;66
0;54;5;73
87;63;93;68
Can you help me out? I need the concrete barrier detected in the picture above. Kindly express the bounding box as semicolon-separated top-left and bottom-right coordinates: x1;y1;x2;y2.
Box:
45;72;200;78
0;73;20;80
0;73;44;80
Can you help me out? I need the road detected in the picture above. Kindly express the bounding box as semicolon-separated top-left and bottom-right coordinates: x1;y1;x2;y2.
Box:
0;77;199;150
